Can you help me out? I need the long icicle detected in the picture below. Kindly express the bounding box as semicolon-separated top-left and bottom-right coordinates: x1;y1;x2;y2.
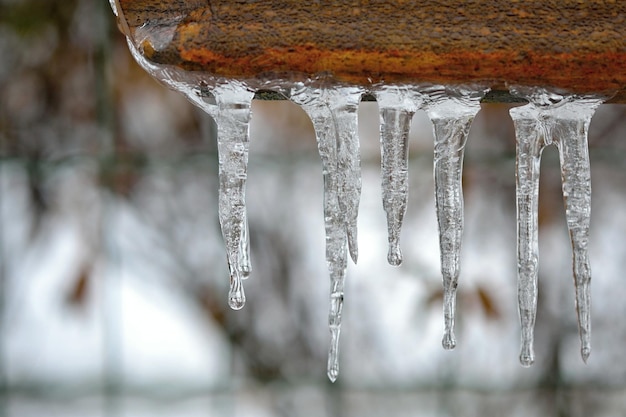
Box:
424;86;486;350
509;103;545;366
291;84;362;382
376;86;422;266
199;81;255;310
555;108;596;363
510;87;603;365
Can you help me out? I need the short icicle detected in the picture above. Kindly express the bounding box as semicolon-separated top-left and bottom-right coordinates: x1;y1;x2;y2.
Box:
375;86;423;266
290;84;363;382
197;81;255;310
424;86;487;350
509;87;604;365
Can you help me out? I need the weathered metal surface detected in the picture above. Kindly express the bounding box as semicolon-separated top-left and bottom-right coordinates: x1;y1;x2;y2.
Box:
113;0;626;100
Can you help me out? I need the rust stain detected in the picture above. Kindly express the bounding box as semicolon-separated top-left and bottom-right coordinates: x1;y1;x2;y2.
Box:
177;46;626;94
117;0;626;95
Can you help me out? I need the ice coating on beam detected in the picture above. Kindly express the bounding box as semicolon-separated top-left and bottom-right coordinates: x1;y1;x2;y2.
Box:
423;86;488;350
375;86;424;266
290;84;363;382
509;86;604;366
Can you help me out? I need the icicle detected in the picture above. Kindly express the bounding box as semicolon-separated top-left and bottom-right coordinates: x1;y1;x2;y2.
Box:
123;36;256;309
509;87;603;366
556;106;598;364
509;102;544;366
424;86;487;350
375;86;423;266
290;84;363;382
197;81;255;310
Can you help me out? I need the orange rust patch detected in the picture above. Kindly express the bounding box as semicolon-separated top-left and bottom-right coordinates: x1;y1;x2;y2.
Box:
118;0;626;96
178;44;626;94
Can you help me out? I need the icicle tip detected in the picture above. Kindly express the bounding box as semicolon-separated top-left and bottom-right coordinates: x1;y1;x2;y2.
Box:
581;346;591;364
228;286;246;310
519;350;534;367
327;367;339;383
442;331;456;350
387;244;403;266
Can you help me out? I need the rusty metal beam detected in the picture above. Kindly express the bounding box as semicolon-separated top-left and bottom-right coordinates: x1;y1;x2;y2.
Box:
113;0;626;102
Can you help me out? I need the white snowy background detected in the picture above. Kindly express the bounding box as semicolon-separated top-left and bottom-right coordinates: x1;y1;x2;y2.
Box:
2;1;626;416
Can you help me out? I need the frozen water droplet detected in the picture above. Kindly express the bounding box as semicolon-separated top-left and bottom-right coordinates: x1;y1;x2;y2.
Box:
510;86;604;365
442;331;456;350
375;86;423;266
520;345;535;368
424;85;488;349
228;278;246;310
291;83;362;381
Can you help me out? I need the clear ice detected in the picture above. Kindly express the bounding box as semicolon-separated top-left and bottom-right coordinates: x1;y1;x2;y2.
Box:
290;84;363;382
509;87;604;366
115;15;609;375
375;86;423;266
199;82;255;311
124;38;255;310
375;85;487;350
424;86;487;350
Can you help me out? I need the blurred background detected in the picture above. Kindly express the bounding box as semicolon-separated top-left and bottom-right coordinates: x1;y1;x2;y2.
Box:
2;0;626;416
